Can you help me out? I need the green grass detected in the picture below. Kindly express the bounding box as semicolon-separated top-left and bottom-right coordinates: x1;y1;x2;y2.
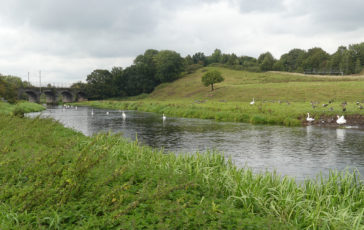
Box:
0;101;45;116
0;114;363;229
74;67;364;126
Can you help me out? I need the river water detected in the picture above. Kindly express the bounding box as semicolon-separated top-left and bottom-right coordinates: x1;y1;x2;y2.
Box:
28;105;364;181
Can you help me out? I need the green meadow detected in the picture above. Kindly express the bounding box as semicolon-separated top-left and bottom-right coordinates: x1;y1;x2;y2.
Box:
74;67;364;126
0;113;363;229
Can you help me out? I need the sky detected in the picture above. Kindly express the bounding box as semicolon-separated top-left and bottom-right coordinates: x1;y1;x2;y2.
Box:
1;0;364;84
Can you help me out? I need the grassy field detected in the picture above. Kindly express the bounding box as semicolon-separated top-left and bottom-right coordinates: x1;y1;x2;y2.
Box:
74;67;364;126
0;114;363;229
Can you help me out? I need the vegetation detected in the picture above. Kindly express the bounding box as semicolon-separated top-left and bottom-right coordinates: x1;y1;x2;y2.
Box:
0;74;32;103
77;42;364;101
78;49;185;100
201;70;224;91
74;67;364;126
0;101;45;116
0;114;363;229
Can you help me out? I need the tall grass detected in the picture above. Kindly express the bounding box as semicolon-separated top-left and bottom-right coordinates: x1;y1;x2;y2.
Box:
0;114;363;229
0;101;45;116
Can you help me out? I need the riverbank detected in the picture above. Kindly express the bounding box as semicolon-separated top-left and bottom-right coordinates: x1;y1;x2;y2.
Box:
73;67;364;126
0;101;45;116
0;114;363;229
73;99;364;127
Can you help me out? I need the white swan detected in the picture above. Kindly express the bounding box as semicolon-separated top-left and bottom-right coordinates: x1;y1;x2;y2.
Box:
91;109;94;115
306;113;314;122
106;111;109;115
336;115;346;125
122;111;126;119
250;98;255;105
162;113;166;121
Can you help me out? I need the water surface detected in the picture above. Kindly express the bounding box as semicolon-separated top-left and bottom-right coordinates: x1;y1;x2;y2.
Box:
28;106;364;181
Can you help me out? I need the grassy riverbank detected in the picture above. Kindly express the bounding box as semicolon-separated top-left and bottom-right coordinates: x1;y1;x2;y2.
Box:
0;114;363;229
74;67;364;126
0;101;45;116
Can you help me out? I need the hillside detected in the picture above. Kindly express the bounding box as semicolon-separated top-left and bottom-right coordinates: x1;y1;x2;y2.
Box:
149;67;364;102
75;67;364;126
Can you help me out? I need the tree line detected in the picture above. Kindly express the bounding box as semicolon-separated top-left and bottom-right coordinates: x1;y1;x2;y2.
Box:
75;42;364;99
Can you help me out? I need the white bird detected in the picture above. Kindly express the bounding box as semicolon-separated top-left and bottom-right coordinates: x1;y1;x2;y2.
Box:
162;113;166;121
75;106;78;110
106;111;109;115
122;111;126;119
336;115;346;125
91;109;94;115
250;98;255;105
306;113;314;122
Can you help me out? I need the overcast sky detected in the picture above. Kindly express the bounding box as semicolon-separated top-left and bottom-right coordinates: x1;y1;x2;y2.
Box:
1;0;364;84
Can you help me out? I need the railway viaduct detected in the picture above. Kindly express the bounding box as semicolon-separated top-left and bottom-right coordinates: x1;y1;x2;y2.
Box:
19;87;87;104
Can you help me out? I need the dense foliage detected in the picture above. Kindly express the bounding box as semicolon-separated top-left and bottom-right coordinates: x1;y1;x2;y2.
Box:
0;74;31;103
79;49;185;99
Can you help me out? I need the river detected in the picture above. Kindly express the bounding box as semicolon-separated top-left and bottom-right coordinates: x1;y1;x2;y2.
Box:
27;105;364;181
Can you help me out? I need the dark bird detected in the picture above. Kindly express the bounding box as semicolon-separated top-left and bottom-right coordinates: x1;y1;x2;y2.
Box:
323;104;328;107
342;107;346;112
359;105;363;110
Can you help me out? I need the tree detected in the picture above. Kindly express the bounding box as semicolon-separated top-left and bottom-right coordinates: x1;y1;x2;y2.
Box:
123;64;156;96
192;52;207;66
302;47;329;72
0;75;25;103
85;69;117;99
258;52;275;71
208;49;222;64
154;50;184;83
201;70;224;91
355;58;362;74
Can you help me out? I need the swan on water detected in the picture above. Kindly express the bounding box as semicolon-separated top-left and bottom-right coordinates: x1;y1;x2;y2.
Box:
250;98;255;105
336;115;346;125
122;111;126;119
306;113;314;122
106;111;109;115
162;113;166;121
91;109;94;115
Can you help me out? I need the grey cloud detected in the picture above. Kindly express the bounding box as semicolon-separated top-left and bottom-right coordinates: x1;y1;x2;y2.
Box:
288;0;364;32
234;0;286;13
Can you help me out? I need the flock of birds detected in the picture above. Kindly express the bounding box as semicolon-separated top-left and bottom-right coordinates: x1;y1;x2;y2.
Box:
249;98;349;125
66;97;356;125
91;109;167;121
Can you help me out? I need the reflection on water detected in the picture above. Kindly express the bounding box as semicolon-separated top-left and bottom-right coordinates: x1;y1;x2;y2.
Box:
27;105;364;181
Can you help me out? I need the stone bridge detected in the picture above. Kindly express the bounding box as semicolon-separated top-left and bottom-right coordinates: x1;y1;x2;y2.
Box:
19;87;87;104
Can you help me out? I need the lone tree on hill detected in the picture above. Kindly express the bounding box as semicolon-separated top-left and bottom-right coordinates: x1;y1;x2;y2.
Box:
201;70;224;91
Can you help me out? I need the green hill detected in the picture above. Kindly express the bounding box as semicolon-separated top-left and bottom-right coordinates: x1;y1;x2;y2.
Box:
149;67;364;102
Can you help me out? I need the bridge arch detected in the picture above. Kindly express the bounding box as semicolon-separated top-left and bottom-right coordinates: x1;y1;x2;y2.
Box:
24;90;40;103
61;91;74;103
76;92;87;101
43;90;57;104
